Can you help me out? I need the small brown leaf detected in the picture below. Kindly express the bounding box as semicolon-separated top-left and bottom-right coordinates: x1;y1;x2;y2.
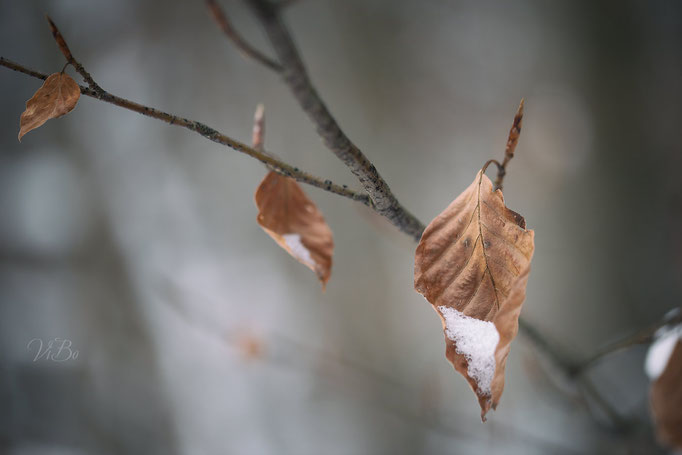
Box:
18;72;81;141
255;171;334;288
648;329;682;450
414;170;534;420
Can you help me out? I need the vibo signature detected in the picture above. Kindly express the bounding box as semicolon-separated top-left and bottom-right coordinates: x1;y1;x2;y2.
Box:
27;338;79;362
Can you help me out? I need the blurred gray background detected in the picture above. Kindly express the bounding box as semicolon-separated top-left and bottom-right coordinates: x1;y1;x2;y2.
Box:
1;0;681;454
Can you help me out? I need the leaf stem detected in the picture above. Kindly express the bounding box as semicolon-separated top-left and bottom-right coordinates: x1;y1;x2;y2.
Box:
481;159;502;176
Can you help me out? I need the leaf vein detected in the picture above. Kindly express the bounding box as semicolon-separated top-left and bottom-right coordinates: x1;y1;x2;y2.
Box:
481;222;531;261
431;234;481;303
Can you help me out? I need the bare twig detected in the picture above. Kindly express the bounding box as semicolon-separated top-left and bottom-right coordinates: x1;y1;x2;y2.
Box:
244;0;425;240
576;375;631;431
2;56;365;203
252;103;278;173
517;316;576;372
2;17;370;205
0;58;46;80
252;103;265;151
205;0;283;72
46;15;105;97
277;0;302;8
493;99;524;191
572;308;682;375
517;317;635;430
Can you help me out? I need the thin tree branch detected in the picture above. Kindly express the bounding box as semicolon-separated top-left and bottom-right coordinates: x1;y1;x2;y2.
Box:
244;0;425;241
493;99;524;191
516;316;634;430
572;308;682;375
252;103;266;151
576;375;631;431
517;316;576;372
252;103;280;173
46;15;105;97
205;0;283;72
0;57;46;80
277;0;302;8
0;59;367;205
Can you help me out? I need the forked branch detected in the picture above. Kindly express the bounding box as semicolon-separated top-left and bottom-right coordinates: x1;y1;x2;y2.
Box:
0;19;368;205
242;0;425;240
572;307;682;375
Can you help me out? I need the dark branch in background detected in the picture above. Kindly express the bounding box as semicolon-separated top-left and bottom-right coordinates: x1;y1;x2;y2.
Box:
241;0;425;240
517;317;575;373
517;316;632;429
520;308;682;433
277;0;301;8
571;307;682;375
206;0;283;72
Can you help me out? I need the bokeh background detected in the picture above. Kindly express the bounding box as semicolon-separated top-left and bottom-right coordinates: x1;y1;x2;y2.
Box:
1;0;681;454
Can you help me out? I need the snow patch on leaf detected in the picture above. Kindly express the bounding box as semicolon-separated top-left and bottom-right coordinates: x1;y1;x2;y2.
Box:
439;306;500;395
646;324;682;380
282;233;314;267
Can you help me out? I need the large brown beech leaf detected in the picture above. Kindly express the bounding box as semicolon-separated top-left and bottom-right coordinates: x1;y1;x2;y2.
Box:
414;170;534;420
255;171;333;288
648;330;682;450
18;72;81;141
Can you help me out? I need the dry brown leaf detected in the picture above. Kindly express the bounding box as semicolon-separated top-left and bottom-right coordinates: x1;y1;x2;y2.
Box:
650;338;682;449
255;171;334;288
18;72;81;141
414;170;534;420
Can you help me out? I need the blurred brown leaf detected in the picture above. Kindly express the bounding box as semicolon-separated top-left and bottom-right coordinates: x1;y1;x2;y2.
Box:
235;332;266;361
18;72;80;141
255;171;334;288
414;170;534;420
651;339;682;449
